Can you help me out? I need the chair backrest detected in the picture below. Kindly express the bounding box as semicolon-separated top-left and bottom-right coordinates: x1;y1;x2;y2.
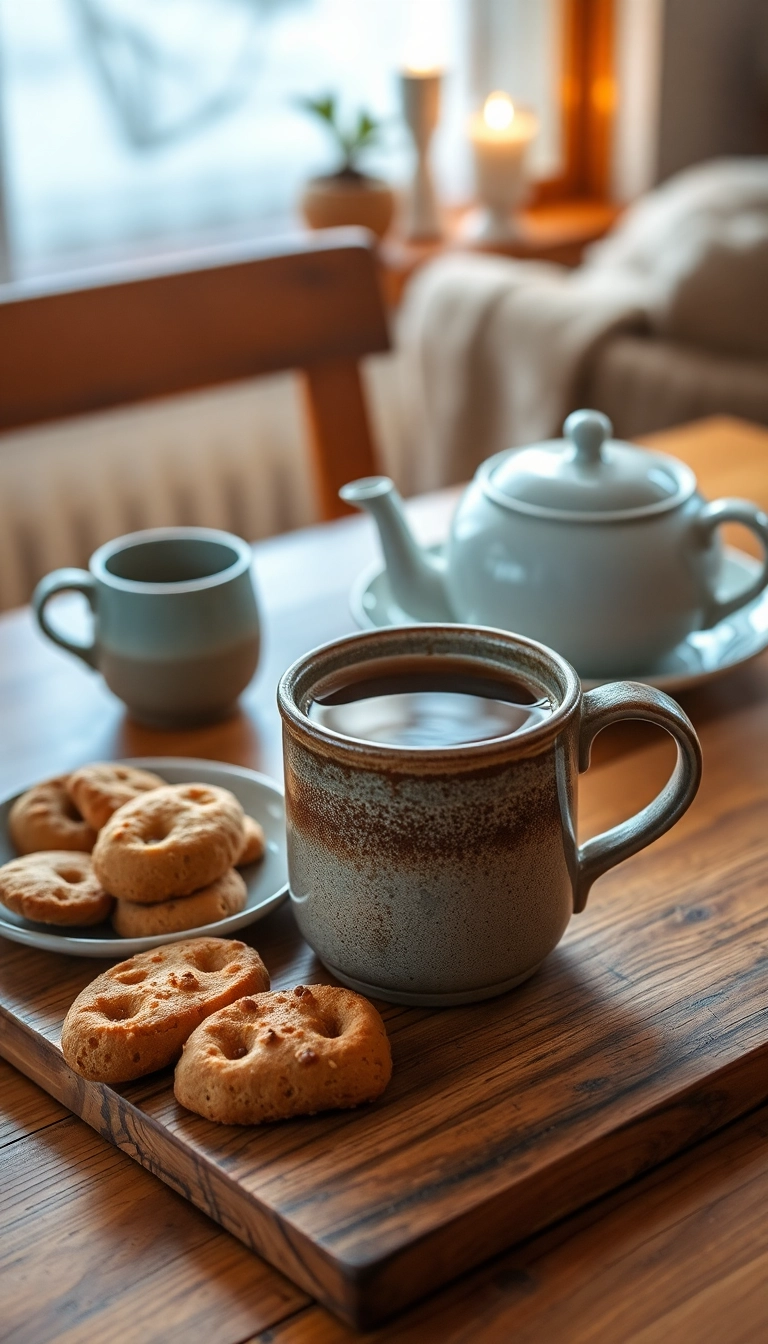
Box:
0;229;390;519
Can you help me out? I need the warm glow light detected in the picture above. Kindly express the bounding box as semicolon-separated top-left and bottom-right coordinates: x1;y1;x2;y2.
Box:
483;92;515;131
402;0;447;75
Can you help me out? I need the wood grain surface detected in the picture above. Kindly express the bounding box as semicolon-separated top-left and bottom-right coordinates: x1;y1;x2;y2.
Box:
250;1099;768;1344
0;231;389;520
6;1056;768;1344
0;1061;307;1344
3;691;768;1326
2;417;768;1339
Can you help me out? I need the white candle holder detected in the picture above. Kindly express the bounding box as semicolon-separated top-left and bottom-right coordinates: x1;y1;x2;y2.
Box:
400;69;443;241
463;94;538;244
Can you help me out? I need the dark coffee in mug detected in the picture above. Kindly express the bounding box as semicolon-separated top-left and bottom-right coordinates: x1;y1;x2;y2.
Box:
308;655;552;748
280;626;702;1006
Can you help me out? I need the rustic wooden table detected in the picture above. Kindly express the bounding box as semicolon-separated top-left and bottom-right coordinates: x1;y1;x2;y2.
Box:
2;416;768;1343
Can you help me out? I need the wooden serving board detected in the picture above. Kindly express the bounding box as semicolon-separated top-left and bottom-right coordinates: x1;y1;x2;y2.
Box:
3;673;768;1329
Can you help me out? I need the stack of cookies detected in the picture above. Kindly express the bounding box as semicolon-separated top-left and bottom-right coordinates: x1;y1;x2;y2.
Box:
0;763;265;936
93;779;262;935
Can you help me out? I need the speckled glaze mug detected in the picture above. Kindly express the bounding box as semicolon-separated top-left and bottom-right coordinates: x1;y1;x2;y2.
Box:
278;626;702;1006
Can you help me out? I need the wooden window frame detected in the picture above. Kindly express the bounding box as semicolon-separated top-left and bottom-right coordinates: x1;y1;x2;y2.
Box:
533;0;616;204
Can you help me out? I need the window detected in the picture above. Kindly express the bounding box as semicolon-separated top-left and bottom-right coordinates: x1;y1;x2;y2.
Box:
0;0;583;281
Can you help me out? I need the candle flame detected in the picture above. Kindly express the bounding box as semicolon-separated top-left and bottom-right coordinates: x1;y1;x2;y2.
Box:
483;92;515;131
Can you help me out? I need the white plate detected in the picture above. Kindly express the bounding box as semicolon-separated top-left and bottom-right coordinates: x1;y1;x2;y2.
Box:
0;758;288;958
351;546;768;694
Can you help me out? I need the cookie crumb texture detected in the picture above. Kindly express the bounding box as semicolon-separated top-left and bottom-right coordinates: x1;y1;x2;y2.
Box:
67;763;166;831
92;784;245;903
112;868;247;938
0;851;113;926
9;776;97;855
237;815;266;866
174;984;392;1124
60;937;269;1083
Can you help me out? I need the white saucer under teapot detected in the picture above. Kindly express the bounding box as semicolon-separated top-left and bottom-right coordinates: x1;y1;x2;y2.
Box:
340;410;768;679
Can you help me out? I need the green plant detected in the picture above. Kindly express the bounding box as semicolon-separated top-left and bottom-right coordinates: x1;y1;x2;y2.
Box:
297;94;382;178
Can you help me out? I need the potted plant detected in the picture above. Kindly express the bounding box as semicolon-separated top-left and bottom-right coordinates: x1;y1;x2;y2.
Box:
297;95;395;239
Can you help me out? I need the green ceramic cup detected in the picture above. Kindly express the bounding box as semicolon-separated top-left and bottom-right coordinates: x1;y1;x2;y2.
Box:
33;527;260;727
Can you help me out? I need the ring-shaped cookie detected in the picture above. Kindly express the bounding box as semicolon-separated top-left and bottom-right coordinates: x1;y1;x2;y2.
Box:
173;983;392;1124
0;851;113;926
68;763;166;830
61;937;270;1082
237;816;266;866
92;784;245;903
9;776;97;855
112;868;247;938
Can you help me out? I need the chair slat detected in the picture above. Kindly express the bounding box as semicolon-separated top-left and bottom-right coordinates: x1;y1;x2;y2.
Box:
0;229;390;519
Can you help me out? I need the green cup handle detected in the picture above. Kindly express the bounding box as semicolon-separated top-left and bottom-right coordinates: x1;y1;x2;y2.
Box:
575;681;702;913
32;568;98;669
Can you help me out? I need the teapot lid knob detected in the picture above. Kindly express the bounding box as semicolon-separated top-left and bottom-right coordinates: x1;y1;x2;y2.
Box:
564;409;613;466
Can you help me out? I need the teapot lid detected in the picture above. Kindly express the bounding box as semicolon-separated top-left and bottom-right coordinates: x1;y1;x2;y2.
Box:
484;411;696;520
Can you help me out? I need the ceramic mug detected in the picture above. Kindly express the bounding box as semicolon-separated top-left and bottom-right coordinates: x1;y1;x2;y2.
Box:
278;625;702;1006
33;527;260;727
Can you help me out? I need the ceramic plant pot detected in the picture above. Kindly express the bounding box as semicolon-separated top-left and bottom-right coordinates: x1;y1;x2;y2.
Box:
300;173;395;239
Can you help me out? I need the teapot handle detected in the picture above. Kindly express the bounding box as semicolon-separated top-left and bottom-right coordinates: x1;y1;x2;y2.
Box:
695;498;768;626
575;682;702;913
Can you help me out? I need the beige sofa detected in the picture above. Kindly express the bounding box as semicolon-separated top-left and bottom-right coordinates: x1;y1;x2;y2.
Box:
582;333;768;440
394;160;768;494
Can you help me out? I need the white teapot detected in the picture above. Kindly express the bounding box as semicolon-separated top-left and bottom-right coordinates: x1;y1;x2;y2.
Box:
340;410;768;677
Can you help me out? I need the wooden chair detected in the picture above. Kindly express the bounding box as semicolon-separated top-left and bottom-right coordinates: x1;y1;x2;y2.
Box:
0;229;390;519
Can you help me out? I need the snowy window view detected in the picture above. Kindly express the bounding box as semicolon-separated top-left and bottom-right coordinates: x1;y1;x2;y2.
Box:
0;0;563;279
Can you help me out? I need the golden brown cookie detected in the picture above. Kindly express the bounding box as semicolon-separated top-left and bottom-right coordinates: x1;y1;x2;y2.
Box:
0;851;113;926
67;763;166;831
9;776;97;855
112;868;247;938
174;983;392;1125
237;816;266;866
61;937;270;1083
92;783;245;904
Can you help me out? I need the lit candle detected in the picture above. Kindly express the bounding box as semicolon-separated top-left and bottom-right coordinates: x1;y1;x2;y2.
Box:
465;92;538;242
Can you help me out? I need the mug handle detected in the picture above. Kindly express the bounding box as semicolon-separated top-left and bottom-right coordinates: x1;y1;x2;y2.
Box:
575;682;702;913
32;568;98;669
695;498;768;626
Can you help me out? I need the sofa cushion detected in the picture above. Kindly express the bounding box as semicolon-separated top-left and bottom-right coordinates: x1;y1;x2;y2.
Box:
586;158;768;358
654;213;768;358
582;332;768;439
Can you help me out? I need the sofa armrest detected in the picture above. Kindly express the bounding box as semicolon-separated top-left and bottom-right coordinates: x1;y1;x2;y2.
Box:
581;334;768;440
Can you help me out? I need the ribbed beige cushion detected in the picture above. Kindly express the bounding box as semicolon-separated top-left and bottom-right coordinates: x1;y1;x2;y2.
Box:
582;334;768;440
654;216;768;359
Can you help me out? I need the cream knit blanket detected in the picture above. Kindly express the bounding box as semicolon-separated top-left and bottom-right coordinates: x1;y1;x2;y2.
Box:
396;158;768;492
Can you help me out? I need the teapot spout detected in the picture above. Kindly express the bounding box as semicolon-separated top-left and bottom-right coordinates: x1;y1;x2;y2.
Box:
340;477;453;621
